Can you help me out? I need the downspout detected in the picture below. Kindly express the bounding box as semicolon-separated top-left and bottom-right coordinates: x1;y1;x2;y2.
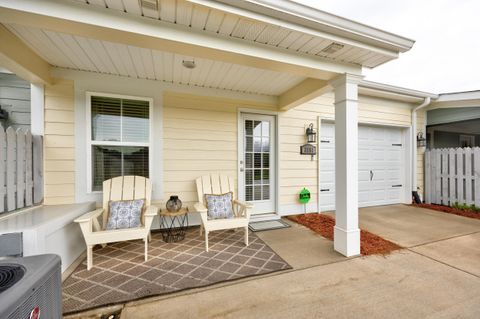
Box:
411;97;431;202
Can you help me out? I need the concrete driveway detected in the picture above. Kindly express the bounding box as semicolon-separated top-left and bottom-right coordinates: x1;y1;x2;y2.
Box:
354;204;480;247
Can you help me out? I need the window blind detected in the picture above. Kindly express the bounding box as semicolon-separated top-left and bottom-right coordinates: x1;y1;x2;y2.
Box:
90;95;150;191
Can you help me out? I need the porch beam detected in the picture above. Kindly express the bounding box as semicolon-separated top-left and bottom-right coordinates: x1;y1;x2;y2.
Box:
330;73;363;257
278;78;331;111
0;24;52;84
0;0;361;80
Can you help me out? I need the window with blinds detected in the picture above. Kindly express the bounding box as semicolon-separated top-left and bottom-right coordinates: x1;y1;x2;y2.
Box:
90;95;150;191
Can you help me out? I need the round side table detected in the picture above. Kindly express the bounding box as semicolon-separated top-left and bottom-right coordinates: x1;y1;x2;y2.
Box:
159;208;189;243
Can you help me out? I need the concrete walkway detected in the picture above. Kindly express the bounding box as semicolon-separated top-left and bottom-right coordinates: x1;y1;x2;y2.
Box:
71;205;480;318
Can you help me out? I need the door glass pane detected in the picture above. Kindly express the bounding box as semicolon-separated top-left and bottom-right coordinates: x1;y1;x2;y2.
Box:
254;169;262;185
245;120;253;136
254;185;262;200
245;137;253;152
253;121;262;136
262;153;269;168
254;153;261;168
262;185;270;200
245;169;253;185
245;153;253;168
262;137;270;152
246;186;253;201
262;169;270;184
262;121;270;136
254;137;262;152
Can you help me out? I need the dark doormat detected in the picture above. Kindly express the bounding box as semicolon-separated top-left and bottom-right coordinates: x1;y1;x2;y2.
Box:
63;228;290;315
249;219;291;232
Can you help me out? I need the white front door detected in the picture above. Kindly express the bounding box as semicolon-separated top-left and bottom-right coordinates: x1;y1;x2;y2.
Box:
239;113;276;215
320;123;405;212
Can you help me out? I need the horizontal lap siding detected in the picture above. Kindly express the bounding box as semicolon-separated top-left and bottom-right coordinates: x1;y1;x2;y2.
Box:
165;90;420;212
163;92;274;207
279;92;415;212
44;79;75;205
279;94;332;207
0;73;31;130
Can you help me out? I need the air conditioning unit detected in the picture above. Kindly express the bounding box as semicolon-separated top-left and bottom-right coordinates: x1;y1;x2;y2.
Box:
0;254;62;319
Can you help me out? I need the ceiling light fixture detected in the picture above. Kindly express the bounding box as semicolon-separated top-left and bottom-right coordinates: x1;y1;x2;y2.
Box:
182;60;196;69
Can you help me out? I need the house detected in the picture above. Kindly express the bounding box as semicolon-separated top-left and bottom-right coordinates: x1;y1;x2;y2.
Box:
426;91;480;149
0;0;470;271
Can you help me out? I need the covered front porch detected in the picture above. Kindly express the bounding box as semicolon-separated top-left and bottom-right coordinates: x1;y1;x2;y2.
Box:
0;0;415;262
63;203;480;317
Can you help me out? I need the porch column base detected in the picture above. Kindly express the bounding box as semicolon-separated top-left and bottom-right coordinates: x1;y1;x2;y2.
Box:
334;226;360;257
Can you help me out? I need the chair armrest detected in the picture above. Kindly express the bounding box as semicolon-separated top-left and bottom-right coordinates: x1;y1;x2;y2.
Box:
232;200;252;219
233;199;253;208
144;205;159;217
194;202;208;213
74;208;104;224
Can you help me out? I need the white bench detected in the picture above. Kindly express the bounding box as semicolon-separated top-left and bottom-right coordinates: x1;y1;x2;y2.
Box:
0;202;95;272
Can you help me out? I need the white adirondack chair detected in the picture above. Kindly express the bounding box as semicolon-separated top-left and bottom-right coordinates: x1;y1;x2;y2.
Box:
194;174;253;252
74;176;158;270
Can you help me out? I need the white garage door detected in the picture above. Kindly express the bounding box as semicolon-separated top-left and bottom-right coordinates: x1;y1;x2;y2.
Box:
319;123;405;212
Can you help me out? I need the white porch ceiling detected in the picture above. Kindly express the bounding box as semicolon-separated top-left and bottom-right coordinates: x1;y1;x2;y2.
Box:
6;23;306;96
71;0;394;68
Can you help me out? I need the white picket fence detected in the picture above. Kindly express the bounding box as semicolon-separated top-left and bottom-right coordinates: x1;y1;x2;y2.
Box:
425;147;480;207
0;125;43;213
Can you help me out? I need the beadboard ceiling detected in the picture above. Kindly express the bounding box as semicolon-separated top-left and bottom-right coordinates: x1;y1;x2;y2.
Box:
6;23;306;96
71;0;394;68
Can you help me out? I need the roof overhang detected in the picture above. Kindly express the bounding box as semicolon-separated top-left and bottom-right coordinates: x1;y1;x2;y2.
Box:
359;80;437;103
429;91;480;109
201;0;415;53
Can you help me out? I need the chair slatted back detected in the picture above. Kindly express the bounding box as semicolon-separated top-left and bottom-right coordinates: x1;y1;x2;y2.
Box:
196;174;235;205
102;176;152;227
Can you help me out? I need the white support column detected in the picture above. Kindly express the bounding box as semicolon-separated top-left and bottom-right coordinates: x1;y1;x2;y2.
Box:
330;73;363;257
30;83;44;136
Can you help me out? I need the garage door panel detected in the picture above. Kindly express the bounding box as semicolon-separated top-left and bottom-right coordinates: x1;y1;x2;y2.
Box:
319;123;405;212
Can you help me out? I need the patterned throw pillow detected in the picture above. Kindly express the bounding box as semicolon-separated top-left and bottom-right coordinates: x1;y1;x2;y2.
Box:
205;192;234;219
106;199;145;230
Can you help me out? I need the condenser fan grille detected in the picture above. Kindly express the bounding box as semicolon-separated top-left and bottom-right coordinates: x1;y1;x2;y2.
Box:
0;264;25;293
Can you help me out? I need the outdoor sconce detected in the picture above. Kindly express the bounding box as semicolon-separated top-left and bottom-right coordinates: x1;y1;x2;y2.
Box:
300;123;317;160
417;132;426;147
306;123;317;143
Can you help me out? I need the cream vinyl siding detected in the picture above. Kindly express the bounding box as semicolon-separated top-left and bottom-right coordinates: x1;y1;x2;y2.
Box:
279;92;418;210
44;79;75;205
163;91;275;209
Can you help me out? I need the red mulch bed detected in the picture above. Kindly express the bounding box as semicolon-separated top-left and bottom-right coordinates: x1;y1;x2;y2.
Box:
413;203;480;220
287;214;402;256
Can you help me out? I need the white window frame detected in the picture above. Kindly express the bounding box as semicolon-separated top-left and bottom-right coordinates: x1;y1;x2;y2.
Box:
86;91;153;194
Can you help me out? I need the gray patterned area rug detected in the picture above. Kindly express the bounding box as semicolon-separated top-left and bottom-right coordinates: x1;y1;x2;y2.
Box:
63;228;291;314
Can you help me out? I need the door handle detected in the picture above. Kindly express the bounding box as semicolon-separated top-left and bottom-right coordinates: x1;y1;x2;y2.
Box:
370;170;374;181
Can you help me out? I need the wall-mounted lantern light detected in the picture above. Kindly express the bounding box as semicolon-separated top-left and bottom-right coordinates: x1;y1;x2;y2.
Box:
300;123;317;161
306;123;317;144
417;132;426;147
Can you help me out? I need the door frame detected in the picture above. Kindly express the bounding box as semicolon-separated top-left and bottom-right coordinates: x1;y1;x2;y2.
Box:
237;108;280;216
317;117;413;211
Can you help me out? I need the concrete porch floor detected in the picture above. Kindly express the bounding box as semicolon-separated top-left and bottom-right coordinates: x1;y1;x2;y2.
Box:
69;205;480;318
